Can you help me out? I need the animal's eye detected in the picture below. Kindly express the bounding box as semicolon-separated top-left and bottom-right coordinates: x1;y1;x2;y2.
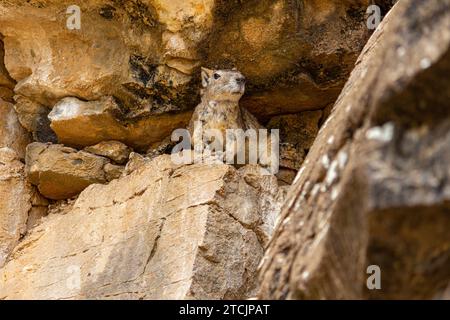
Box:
213;73;221;80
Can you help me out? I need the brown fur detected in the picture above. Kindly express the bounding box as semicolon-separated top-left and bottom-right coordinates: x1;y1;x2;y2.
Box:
188;68;262;152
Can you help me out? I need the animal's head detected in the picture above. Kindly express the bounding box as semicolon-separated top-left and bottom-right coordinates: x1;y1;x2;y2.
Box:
200;67;246;102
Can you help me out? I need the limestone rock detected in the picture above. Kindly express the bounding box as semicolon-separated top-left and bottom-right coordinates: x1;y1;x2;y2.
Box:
259;0;450;300
124;152;148;176
48;97;191;151
84;141;131;165
0;98;31;159
26;143;109;200
104;163;124;182
0;86;13;102
147;136;176;160
13;95;57;143
267;111;322;184
0;148;33;268
0;39;15;102
27;190;50;230
48;199;76;216
0;0;384;121
0;155;281;300
209;0;377;119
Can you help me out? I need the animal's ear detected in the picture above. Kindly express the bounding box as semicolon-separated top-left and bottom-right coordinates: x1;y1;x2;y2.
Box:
201;67;213;87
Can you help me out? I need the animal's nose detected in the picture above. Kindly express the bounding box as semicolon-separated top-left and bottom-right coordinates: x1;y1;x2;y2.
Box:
236;76;246;84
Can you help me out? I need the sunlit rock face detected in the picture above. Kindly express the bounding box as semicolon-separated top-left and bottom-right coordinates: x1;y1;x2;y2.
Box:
0;1;372;139
0;147;40;269
1;0;424;302
0;155;283;300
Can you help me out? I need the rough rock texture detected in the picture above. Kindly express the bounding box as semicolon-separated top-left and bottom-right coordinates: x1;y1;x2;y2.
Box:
84;141;131;165
0;98;31;159
0;40;14;102
0;0;374;141
124;152;149;175
13;95;57;143
209;0;372;120
26;143;109;200
259;0;450;300
0;148;32;268
103;163;125;182
26;190;49;230
267;111;323;184
0;155;281;300
49;97;191;150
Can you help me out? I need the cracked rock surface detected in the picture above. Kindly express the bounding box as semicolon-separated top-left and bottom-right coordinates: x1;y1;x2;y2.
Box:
258;0;450;300
0;0;375;139
0;155;282;299
0;147;46;268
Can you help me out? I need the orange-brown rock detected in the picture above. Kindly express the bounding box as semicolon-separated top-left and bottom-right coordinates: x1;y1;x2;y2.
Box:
26;143;109;200
13;95;57;143
0;148;32;268
267;111;323;184
0;40;15;102
259;0;450;300
49;97;191;151
0;155;282;300
0;98;31;159
0;0;378;121
84;141;131;165
103;163;124;182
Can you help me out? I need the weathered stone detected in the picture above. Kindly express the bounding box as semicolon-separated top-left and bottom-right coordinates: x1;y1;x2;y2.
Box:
27;190;49;230
146;136;176;159
104;163;124;182
0;1;157;110
26;142;109;200
0;0;382;121
124;152;148;176
267;111;322;184
48;198;76;216
0;98;31;159
13;95;57;143
0;155;281;300
49;97;191;151
268;111;322;155
84;141;131;165
0;148;32;268
259;0;450;300
208;0;376;119
0;39;15;101
0;86;13;102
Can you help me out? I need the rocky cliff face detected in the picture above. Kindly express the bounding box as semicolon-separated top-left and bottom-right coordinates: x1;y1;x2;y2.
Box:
259;0;450;300
0;156;281;299
1;0;448;300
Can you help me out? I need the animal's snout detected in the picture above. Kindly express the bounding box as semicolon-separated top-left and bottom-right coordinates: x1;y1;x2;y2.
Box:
236;76;246;84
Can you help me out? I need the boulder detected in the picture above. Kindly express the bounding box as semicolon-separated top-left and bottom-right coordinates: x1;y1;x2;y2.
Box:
259;0;450;300
27;190;49;230
0;98;31;159
84;141;131;165
48;97;191;151
0;155;281;300
13;95;57;143
0;148;33;268
26;143;109;200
